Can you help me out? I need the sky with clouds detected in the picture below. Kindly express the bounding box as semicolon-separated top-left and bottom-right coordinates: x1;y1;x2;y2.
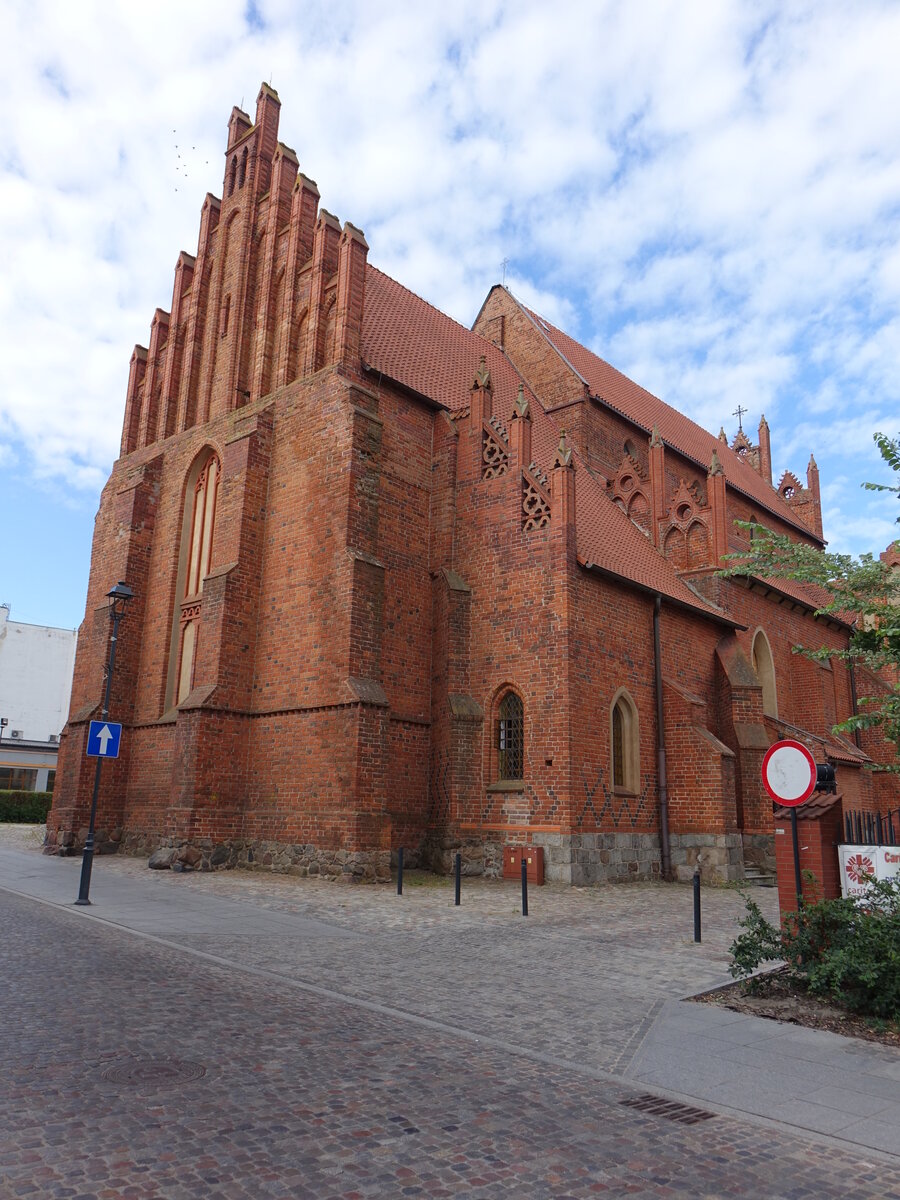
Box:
1;0;899;629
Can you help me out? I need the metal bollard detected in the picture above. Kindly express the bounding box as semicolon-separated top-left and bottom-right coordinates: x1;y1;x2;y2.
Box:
454;852;461;906
693;866;701;943
397;846;404;896
521;855;528;917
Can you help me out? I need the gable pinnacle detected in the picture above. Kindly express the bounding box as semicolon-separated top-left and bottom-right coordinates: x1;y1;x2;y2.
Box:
709;451;724;476
553;429;574;469
650;425;664;448
718;426;728;443
472;355;492;391
513;383;530;420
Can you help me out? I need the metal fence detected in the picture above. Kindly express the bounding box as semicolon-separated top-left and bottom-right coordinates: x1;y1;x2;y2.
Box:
843;806;899;847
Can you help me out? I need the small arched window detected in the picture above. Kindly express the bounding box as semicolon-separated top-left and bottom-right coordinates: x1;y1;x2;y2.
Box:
227;156;237;197
610;690;639;793
752;630;778;718
170;451;220;707
238;146;248;189
497;691;524;781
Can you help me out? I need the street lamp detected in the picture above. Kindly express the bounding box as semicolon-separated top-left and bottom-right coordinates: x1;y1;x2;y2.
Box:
75;581;133;905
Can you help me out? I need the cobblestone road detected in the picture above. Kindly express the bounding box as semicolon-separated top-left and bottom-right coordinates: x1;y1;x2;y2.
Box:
3;827;782;1078
4;886;900;1199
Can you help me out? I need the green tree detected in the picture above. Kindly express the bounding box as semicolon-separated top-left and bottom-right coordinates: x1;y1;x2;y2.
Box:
721;432;900;767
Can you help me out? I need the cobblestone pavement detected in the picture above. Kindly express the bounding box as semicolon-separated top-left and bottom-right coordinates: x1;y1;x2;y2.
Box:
1;825;781;1079
4;888;900;1200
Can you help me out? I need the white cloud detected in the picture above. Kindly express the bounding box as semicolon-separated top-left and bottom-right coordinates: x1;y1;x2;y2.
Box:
1;0;900;559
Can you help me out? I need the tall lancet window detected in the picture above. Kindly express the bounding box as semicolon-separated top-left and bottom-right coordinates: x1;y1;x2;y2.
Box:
752;629;778;718
175;451;220;705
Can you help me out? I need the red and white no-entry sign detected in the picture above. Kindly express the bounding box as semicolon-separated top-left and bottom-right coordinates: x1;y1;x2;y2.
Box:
761;739;817;807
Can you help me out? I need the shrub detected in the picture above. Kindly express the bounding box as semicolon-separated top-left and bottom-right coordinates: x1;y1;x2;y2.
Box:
729;876;900;1021
0;790;53;824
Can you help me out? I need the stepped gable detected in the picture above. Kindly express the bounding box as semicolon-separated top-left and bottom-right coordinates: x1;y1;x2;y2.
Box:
521;304;821;543
360;264;726;620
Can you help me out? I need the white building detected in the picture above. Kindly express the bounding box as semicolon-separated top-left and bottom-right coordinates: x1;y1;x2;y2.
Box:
0;605;77;791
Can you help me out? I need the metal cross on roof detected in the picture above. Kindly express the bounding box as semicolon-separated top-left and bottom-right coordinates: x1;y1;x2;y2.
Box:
732;404;748;432
501;257;510;285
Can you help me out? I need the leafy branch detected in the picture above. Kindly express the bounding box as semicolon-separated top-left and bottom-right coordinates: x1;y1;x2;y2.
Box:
719;433;900;765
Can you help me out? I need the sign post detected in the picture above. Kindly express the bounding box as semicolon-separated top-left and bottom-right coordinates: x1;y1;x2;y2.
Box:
762;739;817;907
75;582;133;906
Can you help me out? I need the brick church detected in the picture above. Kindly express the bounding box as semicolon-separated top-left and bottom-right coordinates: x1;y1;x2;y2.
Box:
47;84;899;884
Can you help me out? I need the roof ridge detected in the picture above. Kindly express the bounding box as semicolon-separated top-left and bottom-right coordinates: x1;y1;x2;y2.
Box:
520;300;819;541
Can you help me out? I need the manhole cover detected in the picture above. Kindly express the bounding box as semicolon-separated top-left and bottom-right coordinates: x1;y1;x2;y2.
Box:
100;1056;207;1086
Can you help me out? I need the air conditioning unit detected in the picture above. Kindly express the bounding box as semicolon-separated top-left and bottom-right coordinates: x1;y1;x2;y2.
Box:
48;734;59;744
10;730;24;739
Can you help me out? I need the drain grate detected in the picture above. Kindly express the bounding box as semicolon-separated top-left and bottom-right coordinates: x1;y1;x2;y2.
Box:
101;1056;207;1086
619;1093;716;1125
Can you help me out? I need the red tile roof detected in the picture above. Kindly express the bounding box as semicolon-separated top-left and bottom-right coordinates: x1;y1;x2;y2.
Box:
755;574;852;626
774;792;842;821
573;456;730;616
824;738;869;765
519;300;821;541
360;266;737;621
362;266;498;410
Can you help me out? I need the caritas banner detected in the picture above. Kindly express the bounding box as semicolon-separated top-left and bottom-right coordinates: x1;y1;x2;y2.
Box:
838;845;900;900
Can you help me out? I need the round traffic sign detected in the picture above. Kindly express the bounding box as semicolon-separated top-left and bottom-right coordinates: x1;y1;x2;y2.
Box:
761;739;817;806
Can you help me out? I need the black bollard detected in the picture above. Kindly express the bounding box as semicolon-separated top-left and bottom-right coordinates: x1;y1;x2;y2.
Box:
521;855;528;917
454;852;461;906
397;846;404;896
693;866;701;943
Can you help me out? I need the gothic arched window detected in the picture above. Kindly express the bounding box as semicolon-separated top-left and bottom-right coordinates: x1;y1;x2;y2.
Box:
496;691;524;782
610;689;639;793
752;629;778;718
172;451;220;706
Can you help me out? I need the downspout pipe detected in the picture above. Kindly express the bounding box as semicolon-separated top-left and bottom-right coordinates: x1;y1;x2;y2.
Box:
848;658;862;750
654;595;672;880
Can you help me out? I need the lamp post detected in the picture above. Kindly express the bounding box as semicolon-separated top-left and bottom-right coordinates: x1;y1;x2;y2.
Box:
75;581;133;905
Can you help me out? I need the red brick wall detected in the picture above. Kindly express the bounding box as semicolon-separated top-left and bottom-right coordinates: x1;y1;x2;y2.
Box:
774;805;842;915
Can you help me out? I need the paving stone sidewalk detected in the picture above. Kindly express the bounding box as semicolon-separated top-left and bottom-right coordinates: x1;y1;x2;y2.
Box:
1;827;770;1077
2;827;899;1169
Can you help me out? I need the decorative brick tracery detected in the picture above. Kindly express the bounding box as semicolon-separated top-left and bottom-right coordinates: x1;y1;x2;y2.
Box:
778;469;802;501
607;453;651;533
731;428;760;471
660;477;712;570
522;467;551;531
482;423;509;479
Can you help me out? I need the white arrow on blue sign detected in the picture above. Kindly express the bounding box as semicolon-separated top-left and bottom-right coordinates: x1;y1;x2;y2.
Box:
86;720;123;759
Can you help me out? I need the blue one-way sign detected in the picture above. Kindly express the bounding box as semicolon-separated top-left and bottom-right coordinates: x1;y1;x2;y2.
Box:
86;720;122;759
